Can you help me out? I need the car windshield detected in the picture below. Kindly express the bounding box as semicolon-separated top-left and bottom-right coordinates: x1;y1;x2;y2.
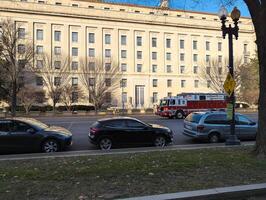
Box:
21;118;49;130
185;113;204;123
160;100;168;106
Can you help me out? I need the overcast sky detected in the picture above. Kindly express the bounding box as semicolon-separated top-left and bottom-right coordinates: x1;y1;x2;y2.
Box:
106;0;250;17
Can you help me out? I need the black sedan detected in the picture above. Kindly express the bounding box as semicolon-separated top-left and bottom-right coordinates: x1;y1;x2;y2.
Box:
0;117;72;153
89;117;173;150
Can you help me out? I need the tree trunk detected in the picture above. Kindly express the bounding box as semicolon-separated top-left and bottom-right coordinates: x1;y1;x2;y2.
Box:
11;81;17;117
53;101;56;114
254;17;266;157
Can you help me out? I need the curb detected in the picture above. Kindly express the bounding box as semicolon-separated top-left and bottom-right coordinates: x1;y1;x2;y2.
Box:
119;183;266;200
0;142;254;161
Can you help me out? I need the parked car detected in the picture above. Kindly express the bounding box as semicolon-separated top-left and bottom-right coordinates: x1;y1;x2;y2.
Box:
89;117;173;150
183;111;257;143
0;117;72;153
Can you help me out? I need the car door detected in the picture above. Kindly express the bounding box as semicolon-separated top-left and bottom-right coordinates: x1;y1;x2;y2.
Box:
8;120;41;151
235;115;257;140
0;120;13;151
103;120;128;145
125;119;153;144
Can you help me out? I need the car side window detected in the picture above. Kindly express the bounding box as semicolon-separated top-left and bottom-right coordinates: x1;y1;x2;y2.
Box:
104;120;126;128
204;114;229;125
0;121;12;133
126;120;146;128
12;121;32;132
237;115;251;125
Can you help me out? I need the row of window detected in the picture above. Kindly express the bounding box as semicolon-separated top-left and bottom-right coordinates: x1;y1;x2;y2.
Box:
18;28;231;52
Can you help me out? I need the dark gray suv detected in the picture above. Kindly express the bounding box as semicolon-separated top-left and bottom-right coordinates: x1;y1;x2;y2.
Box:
183;112;257;143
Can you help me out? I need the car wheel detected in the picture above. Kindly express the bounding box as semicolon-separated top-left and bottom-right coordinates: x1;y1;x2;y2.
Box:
99;137;112;150
154;136;166;147
42;139;60;153
209;133;220;143
176;111;184;119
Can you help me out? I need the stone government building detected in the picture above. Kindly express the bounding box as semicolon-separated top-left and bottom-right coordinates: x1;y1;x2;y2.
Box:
0;0;256;108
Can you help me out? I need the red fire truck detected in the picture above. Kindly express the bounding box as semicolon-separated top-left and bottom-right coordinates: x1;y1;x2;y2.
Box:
156;93;227;119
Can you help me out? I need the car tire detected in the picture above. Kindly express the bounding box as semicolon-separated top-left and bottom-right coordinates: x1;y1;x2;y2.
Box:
42;139;60;153
208;133;220;143
154;136;166;147
175;111;184;119
98;137;113;150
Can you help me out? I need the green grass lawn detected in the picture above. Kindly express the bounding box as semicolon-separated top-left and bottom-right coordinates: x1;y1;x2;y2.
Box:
0;147;266;200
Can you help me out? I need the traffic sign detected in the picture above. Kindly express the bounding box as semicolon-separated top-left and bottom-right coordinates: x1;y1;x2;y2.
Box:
223;73;236;97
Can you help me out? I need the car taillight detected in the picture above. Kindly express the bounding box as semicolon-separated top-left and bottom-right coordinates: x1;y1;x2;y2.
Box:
164;107;168;111
197;125;205;131
90;127;99;135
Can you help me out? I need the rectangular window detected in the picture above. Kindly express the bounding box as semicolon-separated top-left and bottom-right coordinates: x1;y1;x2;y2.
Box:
89;48;95;57
194;80;199;88
166;52;171;61
121;50;127;58
166;38;171;48
105;92;112;103
193;54;198;62
180;53;185;61
36;76;43;86
18;28;25;39
121;35;127;45
72;77;78;86
244;56;248;64
244;44;248;53
36;60;43;68
180;65;185;74
72;61;78;70
36;45;43;54
105;49;111;58
89;78;95;86
54;31;61;42
167;65;172;73
105;34;111;44
121;63;127;72
193;66;198;74
54;61;61;69
207;80;211;88
137;51;142;59
218;55;222;63
206;55;210;62
206;67;211;75
88;62;95;71
152;52;157;60
206;41;210;51
88;33;95;43
36;29;43;40
168;92;172;97
54;46;61;55
152;64;157;73
218;67;222;75
181;80;186;88
121;79;127;87
137;64;142;72
167;79;172;87
72;32;78;42
193;40;198;50
153;92;158;103
137;36;142;46
105;63;111;71
180;39;184;49
122;92;127;103
153;79;158;87
18;44;26;54
152;37;157;47
54;77;61;86
72;92;78;103
72;47;78;56
218;42;222;51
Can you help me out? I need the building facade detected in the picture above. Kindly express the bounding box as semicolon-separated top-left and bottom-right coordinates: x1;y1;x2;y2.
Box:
0;0;256;108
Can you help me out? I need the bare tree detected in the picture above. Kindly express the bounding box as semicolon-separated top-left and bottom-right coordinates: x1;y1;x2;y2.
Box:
0;19;34;116
80;58;121;112
31;53;71;112
60;85;86;112
17;86;45;114
199;58;242;95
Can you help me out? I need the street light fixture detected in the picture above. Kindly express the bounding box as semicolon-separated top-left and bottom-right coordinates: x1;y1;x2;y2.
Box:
218;6;241;145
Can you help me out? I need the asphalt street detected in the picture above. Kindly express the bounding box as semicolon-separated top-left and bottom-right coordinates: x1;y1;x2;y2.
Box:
36;112;258;151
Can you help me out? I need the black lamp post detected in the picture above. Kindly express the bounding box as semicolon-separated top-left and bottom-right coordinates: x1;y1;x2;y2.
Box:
218;6;241;145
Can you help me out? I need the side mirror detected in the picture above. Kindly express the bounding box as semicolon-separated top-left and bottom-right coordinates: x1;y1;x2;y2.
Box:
27;128;35;134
